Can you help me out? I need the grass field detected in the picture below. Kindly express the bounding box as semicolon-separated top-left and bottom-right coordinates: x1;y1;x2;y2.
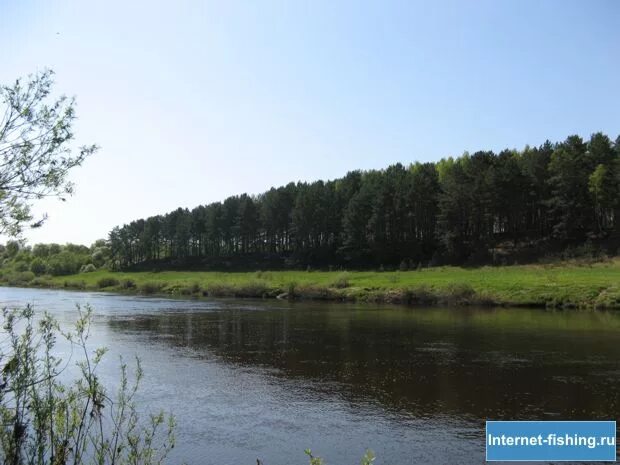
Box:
13;258;620;309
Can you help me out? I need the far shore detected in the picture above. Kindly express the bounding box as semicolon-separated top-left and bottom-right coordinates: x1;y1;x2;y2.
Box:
3;259;620;310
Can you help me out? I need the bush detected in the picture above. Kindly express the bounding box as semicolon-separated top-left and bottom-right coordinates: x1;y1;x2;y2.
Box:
120;278;137;289
13;261;30;272
184;282;202;295
303;448;375;465
235;280;270;297
294;284;341;300
91;246;108;267
284;281;297;298
443;283;477;304
32;243;50;258
329;272;350;289
80;263;97;273
47;251;83;276
205;282;235;297
63;280;86;289
97;277;120;288
30;257;47;275
139;281;164;294
5;270;35;286
254;270;273;280
31;276;52;287
0;306;175;465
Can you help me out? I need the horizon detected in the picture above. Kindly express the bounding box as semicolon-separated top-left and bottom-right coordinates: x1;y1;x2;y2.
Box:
2;0;619;246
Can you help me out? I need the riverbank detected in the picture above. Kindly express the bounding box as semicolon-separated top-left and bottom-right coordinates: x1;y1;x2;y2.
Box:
3;258;620;309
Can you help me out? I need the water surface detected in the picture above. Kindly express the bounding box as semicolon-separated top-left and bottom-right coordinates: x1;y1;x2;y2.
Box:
1;287;619;464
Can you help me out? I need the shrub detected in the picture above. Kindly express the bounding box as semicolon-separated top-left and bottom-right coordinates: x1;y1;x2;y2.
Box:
120;278;137;289
399;259;409;271
0;306;175;465
139;281;164;294
204;281;272;298
63;280;86;289
403;286;437;305
186;282;202;294
329;272;350;289
80;263;97;273
235;280;271;297
294;284;341;300
91;247;108;267
30;257;47;275
172;282;202;295
205;282;235;297
5;270;35;286
287;281;297;297
303;448;375;465
97;277;120;288
13;261;30;272
47;251;83;276
443;283;477;304
255;270;273;280
30;276;52;287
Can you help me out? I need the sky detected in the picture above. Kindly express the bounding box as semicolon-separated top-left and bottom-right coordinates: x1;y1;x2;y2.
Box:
1;0;619;245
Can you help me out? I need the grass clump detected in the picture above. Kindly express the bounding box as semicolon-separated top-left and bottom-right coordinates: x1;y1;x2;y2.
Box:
30;276;54;288
119;278;137;289
139;281;165;295
294;284;344;301
329;272;351;289
168;282;202;295
205;280;273;298
182;282;202;295
234;280;271;297
442;283;477;304
97;277;120;288
62;279;86;290
204;282;235;297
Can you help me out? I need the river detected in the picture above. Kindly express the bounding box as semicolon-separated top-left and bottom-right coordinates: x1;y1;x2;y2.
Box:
1;287;619;464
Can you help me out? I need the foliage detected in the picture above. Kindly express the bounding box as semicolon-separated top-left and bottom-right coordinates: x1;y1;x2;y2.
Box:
80;264;97;273
0;241;112;278
0;305;175;465
329;272;350;289
0;70;97;236
119;279;136;290
96;277;120;288
107;132;620;270
30;258;47;276
302;448;375;465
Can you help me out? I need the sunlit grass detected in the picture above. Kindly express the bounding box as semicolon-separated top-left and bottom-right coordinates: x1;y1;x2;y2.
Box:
30;258;620;309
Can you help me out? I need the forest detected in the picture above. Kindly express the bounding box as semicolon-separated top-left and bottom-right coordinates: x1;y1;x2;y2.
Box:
108;132;620;270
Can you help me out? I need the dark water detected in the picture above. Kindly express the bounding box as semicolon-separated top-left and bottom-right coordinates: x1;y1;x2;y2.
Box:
1;287;619;464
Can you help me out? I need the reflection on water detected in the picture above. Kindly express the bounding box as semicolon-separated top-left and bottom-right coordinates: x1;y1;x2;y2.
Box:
2;287;619;464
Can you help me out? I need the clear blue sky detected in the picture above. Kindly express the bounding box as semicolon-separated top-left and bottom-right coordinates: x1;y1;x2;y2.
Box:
1;0;619;245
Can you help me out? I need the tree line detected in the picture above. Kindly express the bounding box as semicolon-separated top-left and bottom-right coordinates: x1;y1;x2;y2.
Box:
109;132;620;270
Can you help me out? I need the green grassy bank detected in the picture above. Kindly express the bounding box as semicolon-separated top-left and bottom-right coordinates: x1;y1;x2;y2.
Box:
5;258;620;309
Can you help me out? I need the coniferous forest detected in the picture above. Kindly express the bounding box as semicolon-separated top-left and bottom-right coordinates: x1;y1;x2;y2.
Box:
109;133;620;270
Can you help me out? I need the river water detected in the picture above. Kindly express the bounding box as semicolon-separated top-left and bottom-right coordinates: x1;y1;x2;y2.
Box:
1;287;619;464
